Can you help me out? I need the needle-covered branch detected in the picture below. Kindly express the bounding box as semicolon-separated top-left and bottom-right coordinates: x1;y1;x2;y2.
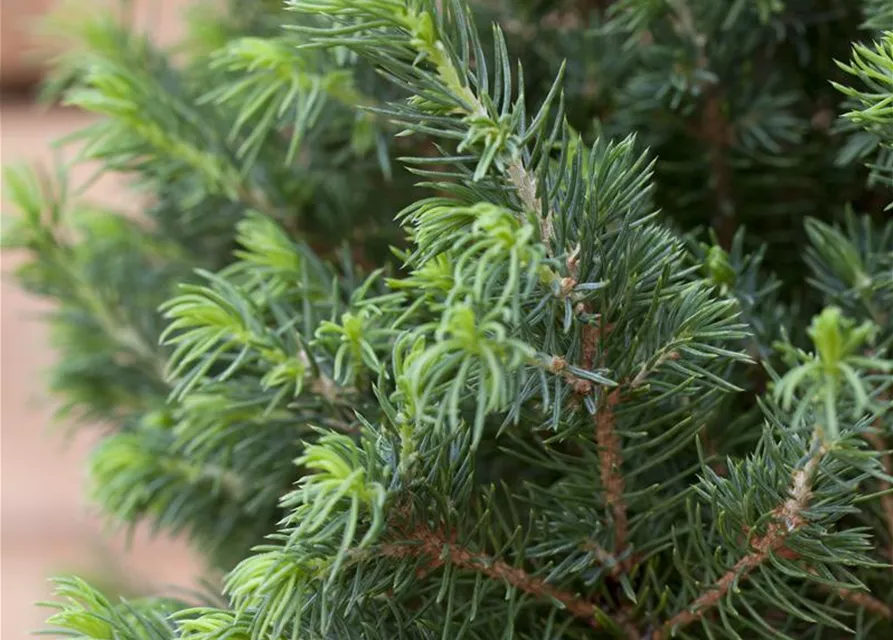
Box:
7;0;893;638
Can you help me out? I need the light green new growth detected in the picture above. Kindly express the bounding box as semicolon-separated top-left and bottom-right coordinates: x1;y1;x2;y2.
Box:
3;1;892;639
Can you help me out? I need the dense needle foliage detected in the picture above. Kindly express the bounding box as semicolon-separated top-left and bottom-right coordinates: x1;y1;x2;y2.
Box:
3;0;892;638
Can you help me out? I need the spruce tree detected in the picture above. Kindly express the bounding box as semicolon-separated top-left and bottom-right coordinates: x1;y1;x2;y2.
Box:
3;0;892;638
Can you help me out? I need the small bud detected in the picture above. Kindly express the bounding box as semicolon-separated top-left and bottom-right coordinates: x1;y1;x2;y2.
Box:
704;245;735;291
808;306;876;373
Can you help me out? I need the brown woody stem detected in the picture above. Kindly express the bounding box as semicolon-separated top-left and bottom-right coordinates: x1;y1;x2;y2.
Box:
808;568;893;619
379;525;606;627
836;586;893;619
865;430;893;564
654;444;826;640
579;309;629;564
702;85;736;248
595;388;628;558
668;0;736;248
699;426;729;477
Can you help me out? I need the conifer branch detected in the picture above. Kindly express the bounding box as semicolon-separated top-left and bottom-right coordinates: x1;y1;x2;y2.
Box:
702;85;736;248
579;314;599;372
83;289;168;382
655;442;827;640
379;524;608;628
52;227;169;383
580;539;621;568
865;429;893;564
835;586;893;619
411;14;556;251
629;348;680;388
668;0;736;247
808;567;893;620
18;1;893;637
506;159;551;248
698;426;729;477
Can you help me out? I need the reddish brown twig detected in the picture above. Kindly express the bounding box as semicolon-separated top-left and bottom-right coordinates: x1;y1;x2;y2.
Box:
379;524;607;627
577;303;629;564
668;0;736;248
806;567;893;619
864;430;893;565
699;425;729;477
702;85;736;249
596;388;628;558
654;447;825;640
656;552;767;639
835;586;893;619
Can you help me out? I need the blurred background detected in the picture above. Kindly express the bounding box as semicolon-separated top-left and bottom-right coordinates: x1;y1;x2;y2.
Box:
2;1;204;636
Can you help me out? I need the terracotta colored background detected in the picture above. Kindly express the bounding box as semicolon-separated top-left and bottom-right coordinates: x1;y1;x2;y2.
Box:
2;2;204;636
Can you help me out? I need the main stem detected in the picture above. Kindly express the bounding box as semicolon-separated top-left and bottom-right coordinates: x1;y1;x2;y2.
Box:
595;388;628;558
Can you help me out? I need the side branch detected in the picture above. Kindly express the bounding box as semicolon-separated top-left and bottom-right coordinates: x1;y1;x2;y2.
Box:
507;158;552;248
668;0;736;248
836;586;893;619
654;445;826;640
865;430;893;564
811;569;893;619
702;85;736;248
405;9;557;254
379;525;605;627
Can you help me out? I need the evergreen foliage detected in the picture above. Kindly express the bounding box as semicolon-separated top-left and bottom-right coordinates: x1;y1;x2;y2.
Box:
3;0;892;638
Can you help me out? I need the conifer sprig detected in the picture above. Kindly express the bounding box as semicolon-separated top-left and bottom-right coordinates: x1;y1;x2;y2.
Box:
6;0;893;638
288;0;566;253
